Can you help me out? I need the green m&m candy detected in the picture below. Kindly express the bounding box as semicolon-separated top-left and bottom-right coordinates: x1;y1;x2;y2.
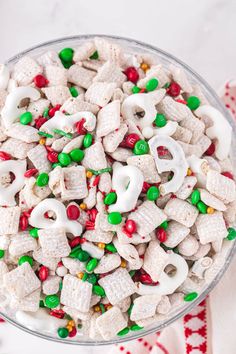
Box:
77;250;90;262
187;96;201;110
29;228;39;239
57;327;69;338
197;201;207;214
20;112;33;125
132;86;141;94
154;113;167;127
190;189;200;205
117;327;130;336
147;186;160;201
69;86;79;97
45;294;60;308
86;273;98;285
86;258;99;272
90;51;99;60
92;285;106;297
145;78;159;92
0;249;5;259
108;212;122;225
104;192;117;205
58;152;71;166
133;140;149;155
18;255;33;267
36;172;49;187
83;133;93;148
59;48;74;63
105;243;117;253
69;148;84;162
227;227;236;240
159;220;168;230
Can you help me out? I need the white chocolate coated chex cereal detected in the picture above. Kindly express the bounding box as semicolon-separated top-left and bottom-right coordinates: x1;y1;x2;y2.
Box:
206;170;236;204
195;212;228;244
38;228;71;258
96;306;127;340
164;198;198;228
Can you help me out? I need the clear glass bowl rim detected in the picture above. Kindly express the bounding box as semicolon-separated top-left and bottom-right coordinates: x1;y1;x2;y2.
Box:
1;34;236;346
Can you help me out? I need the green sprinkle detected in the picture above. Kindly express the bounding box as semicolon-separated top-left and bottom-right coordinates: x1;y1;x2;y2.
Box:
163;82;170;89
82;272;88;281
132;86;141;94
43;107;49;117
0;249;5;259
57;327;69;338
59;280;63;291
86;258;99;272
69;86;79;97
45;294;60;308
100;303;105;314
197;201;207;214
90;50;99;60
105;243;117;253
159;220;168;230
88;167;113;176
190;189;200;205
83;133;93;148
129;270;136;278
29;228;39;239
146;78;159;92
108;212;122;225
184;292;198;302
53;129;73;139
130;324;143;331
227;227;236;240
38;131;53;138
117;327;130;336
39;299;45;308
18;255;33;267
77;323;82;329
187;96;201;110
104;192;117;205
93;285;106;297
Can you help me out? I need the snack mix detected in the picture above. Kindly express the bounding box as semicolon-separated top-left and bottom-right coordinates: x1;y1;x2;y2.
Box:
0;37;235;341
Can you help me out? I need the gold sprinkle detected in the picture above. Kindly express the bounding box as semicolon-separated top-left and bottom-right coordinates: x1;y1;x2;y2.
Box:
66;325;73;332
207;207;215;214
187;168;192;176
106;304;112;310
77;272;84;279
120;259;127;268
80;203;87;210
98;242;106;249
94;305;101;312
39;138;46;145
68;320;75;327
140;62;150;72
86;171;93;179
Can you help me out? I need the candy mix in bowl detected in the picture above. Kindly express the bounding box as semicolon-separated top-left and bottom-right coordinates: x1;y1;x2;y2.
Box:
0;35;236;344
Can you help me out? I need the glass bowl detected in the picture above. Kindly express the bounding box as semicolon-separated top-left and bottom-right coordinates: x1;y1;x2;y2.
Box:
1;34;236;346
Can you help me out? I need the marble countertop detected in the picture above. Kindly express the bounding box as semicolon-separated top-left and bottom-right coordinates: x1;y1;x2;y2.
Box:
0;0;235;353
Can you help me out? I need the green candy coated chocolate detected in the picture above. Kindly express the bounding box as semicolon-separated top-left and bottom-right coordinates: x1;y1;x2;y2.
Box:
154;113;167;127
147;186;160;201
57;327;69;338
132;86;141;94
18;255;33;267
117;327;130;336
77;250;90;262
59;48;74;63
69;86;79;97
145;78;159;92
92;285;106;297
90;51;99;60
20;112;33;125
69;148;84;162
86;273;98;285
86;258;99;272
227;227;236;240
197;201;207;214
104;192;117;205
133;140;149;155
105;243;117;253
184;292;198;302
45;294;60;308
190;189;200;205
108;212;122;225
58;152;71;167
130;324;143;331
83;133;93;148
29;228;39;239
36;172;49;187
187;96;201;110
0;249;5;259
159;220;168;230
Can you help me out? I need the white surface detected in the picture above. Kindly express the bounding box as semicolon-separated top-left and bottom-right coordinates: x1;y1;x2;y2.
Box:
0;0;235;353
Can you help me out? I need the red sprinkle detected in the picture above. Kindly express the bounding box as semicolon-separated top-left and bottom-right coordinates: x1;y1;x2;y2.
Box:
176;99;187;104
0;151;11;161
35;117;48;129
69;237;86;248
93;175;100;187
66;205;80;220
125;219;137;234
68;327;77;337
124;67;139;84
124;133;140;148
38;266;49;281
19;215;29;231
85;220;95;230
33;74;48;88
57;261;63;267
139;273;155;285
205;142;215;156
49;309;65;319
156;227;167;243
48;104;61;118
75;118;87;135
167;82;181;97
142;181;151;193
24;168;38;178
23;208;33;218
221;171;234;180
139;88;146;93
47;151;58;163
88;208;98;222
